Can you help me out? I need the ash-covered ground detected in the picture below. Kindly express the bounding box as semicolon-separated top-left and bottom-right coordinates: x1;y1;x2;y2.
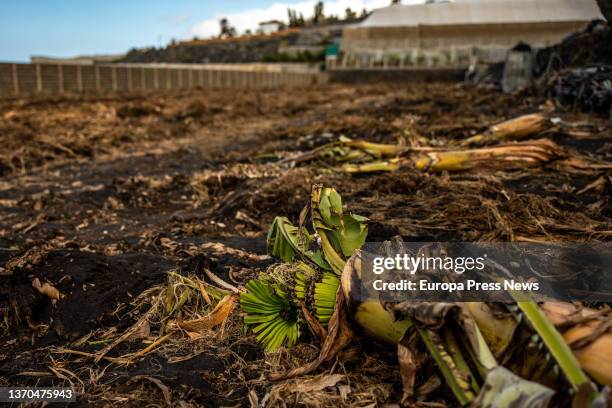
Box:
1;83;610;406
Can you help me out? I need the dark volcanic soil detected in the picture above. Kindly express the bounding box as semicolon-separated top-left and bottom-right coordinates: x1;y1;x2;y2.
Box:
0;84;610;406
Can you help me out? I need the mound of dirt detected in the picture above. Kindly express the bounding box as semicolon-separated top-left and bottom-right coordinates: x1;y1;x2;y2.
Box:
544;65;612;117
534;20;612;75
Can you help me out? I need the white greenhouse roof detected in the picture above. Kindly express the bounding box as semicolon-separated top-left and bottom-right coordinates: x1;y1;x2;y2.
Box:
359;0;604;28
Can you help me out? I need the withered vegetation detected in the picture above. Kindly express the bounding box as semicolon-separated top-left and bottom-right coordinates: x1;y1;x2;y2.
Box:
1;83;611;406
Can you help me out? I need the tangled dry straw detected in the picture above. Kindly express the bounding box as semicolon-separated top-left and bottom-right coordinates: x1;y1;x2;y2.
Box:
3;85;611;406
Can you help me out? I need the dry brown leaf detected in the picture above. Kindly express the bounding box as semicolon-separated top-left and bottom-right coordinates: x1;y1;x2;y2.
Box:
31;278;61;301
127;321;151;342
248;389;259;408
202;267;241;294
196;280;212;306
577;175;611;195
398;342;417;404
292;373;345;393
177;294;238;333
337;384;351;402
301;302;328;343
201;241;269;262
128;333;173;359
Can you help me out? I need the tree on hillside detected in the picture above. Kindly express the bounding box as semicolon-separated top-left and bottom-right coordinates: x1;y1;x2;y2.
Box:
360;8;369;19
219;18;236;38
391;0;401;4
288;9;297;27
312;1;325;24
287;8;306;27
345;7;357;20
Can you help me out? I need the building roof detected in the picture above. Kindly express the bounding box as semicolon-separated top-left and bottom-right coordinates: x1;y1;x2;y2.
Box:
259;20;283;26
359;0;604;28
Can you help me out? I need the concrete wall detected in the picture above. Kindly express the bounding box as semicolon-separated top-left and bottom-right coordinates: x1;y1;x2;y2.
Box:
0;62;328;97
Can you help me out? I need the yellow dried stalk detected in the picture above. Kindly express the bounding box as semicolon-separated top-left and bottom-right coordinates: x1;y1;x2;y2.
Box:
414;139;563;172
461;113;551;146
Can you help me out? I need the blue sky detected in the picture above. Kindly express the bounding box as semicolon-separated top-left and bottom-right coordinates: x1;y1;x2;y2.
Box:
1;0;400;62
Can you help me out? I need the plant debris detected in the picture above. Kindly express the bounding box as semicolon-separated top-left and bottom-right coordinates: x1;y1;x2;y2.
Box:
1;81;611;406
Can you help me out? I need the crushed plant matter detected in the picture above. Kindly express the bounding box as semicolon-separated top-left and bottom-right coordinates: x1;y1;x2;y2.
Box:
544;66;612;118
0;82;611;406
533;20;612;75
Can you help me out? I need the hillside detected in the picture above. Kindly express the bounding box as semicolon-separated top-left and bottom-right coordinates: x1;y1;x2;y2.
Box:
119;23;350;64
120;31;301;63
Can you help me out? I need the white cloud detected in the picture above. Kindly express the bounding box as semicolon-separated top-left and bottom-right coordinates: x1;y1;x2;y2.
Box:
190;0;422;38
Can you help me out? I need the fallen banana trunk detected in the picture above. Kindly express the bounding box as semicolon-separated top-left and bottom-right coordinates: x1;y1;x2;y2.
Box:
342;252;562;406
286;136;566;174
341;251;612;404
282;113;554;173
342;139;563;173
413;139;563;172
460;113;552;147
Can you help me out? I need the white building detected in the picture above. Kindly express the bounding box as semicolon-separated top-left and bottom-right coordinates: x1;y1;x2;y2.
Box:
340;0;605;68
258;21;282;35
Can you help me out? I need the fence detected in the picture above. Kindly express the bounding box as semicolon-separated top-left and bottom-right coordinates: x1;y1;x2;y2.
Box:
0;62;328;96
